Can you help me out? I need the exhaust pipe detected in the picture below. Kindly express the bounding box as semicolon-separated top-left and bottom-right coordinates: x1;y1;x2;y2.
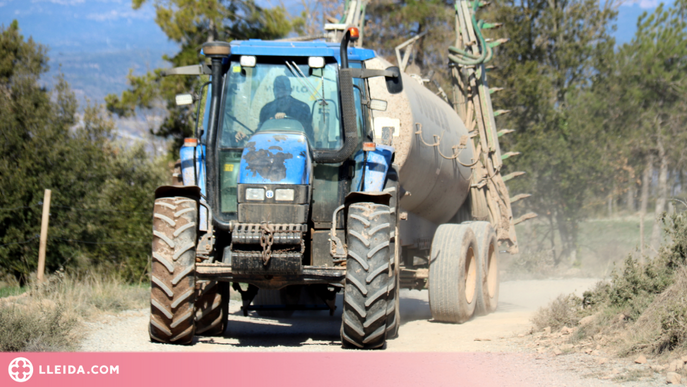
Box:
202;41;233;232
311;27;360;164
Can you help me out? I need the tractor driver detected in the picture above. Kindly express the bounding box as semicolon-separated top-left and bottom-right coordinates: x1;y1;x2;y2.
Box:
234;75;313;143
260;76;313;136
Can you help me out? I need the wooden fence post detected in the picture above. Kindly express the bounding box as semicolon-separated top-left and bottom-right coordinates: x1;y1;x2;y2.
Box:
37;189;51;283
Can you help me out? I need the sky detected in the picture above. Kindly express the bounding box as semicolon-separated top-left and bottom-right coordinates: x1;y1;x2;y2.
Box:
0;0;668;105
0;0;178;53
0;0;662;53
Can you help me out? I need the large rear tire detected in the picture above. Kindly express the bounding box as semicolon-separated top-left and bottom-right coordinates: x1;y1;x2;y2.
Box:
384;169;401;340
195;280;229;336
429;224;478;323
386;264;400;339
467;222;499;315
341;203;391;349
149;197;198;345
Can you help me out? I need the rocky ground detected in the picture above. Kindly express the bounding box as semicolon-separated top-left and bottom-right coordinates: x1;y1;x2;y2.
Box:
517;322;687;385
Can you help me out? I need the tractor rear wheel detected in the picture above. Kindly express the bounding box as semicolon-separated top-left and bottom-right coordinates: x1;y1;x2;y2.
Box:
149;197;198;345
195;280;229;336
428;224;478;323
341;202;391;349
385;264;400;339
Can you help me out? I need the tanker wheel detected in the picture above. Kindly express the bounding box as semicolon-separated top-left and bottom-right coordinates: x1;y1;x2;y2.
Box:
341;202;391;349
467;222;499;315
252;286;301;318
195;280;229;336
429;224;478;323
149;197;198;345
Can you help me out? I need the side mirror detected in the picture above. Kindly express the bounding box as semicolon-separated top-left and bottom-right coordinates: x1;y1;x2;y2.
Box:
175;93;194;106
369;99;388;111
385;66;403;94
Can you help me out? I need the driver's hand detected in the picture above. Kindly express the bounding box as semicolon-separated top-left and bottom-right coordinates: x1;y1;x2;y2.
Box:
275;112;286;119
235;131;247;142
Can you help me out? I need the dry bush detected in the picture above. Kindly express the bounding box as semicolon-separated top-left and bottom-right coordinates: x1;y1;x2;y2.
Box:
0;301;78;351
532;294;584;330
0;270;148;351
621;267;687;355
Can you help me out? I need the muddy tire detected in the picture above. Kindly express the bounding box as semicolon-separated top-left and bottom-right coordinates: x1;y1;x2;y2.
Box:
195;280;229;336
467;222;499;315
429;224;478;323
253;287;300;318
341;202;391;349
386;263;400;339
386;224;400;339
384;169;401;339
149;197;198;345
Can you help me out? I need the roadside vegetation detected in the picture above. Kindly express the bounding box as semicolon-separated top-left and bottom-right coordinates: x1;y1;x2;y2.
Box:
0;270;148;351
531;210;687;367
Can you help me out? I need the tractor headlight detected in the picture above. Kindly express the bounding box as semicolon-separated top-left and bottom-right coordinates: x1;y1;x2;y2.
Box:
245;188;265;201
275;189;295;201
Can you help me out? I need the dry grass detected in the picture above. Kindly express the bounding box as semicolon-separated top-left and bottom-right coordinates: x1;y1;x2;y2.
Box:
532;294;583;331
0;270;148;351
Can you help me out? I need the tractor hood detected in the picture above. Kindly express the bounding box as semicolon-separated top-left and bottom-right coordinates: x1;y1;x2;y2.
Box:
238;132;312;185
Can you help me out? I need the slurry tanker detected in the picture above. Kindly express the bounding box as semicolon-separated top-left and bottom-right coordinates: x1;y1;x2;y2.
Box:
149;0;533;349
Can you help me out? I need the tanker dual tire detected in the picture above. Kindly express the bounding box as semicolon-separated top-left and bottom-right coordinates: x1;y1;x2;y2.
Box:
195;280;229;336
252;286;302;318
466;222;499;315
149;197;198;345
341;203;392;349
429;224;479;323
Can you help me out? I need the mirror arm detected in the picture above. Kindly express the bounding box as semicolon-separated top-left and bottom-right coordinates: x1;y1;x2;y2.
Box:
347;68;398;79
163;64;212;77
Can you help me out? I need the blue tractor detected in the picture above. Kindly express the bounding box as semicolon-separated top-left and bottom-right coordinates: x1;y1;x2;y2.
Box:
150;29;406;349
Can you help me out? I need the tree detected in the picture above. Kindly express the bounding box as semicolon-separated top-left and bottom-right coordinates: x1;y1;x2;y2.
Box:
0;21;165;282
610;1;687;253
365;0;455;86
106;0;298;154
297;0;343;37
487;0;617;264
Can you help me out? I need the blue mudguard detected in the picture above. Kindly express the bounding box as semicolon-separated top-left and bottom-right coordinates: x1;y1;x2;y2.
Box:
351;145;394;192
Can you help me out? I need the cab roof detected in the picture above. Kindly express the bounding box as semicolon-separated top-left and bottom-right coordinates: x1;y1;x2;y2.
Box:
228;40;376;64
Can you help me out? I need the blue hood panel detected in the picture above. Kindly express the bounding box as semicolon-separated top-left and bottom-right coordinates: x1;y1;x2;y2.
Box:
238;132;312;185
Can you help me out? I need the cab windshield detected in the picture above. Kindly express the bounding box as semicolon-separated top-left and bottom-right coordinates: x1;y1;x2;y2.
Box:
219;59;342;150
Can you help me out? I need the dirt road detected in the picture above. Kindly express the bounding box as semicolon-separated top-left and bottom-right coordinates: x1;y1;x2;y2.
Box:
82;278;675;386
81;278;599;352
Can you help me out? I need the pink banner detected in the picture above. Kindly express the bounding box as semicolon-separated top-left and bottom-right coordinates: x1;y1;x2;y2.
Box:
2;352;534;387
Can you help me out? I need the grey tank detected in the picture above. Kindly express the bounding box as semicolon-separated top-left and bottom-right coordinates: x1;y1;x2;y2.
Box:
365;57;474;237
